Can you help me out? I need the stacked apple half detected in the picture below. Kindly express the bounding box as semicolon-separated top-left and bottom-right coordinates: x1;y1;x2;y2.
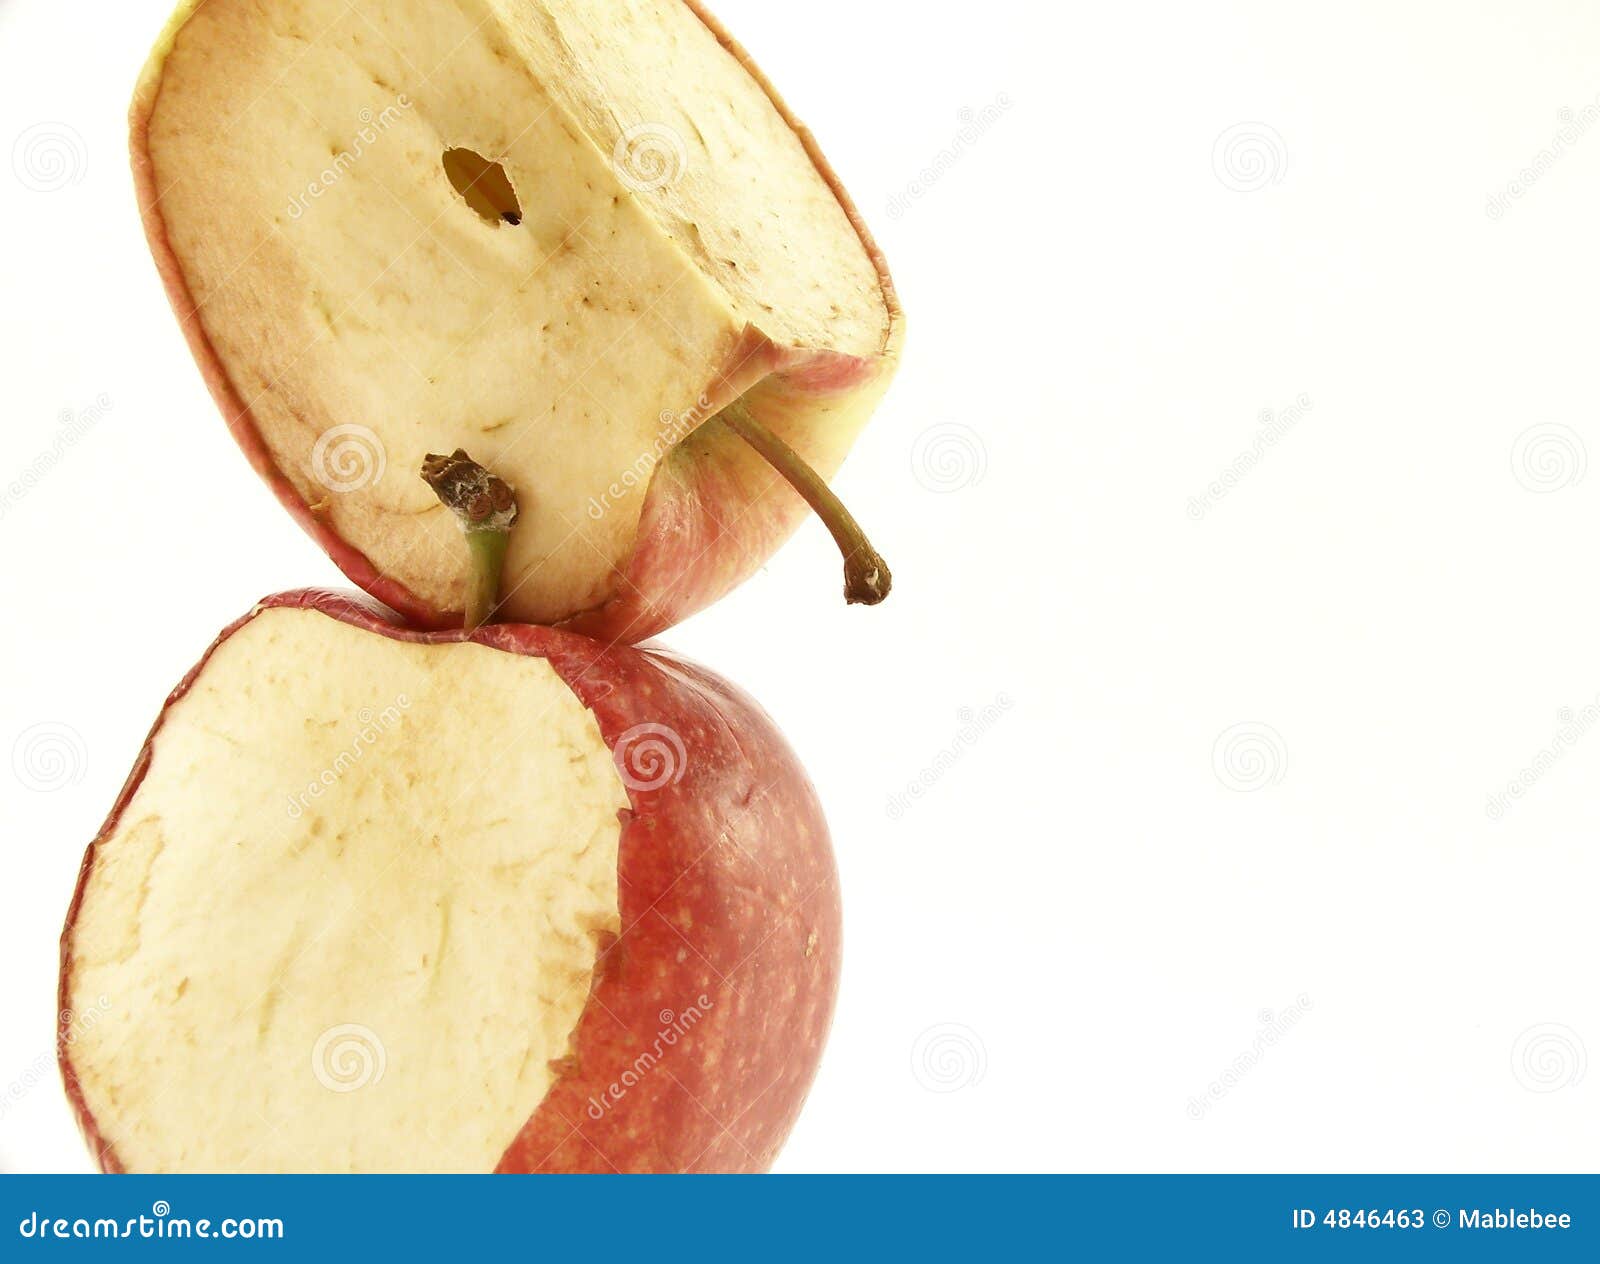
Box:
58;0;899;1173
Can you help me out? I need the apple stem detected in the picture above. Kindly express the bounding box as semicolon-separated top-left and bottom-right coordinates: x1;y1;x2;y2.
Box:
420;449;519;630
720;401;891;605
463;529;510;630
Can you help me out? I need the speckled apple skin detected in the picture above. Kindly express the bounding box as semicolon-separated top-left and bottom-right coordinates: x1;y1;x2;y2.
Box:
129;0;903;644
59;589;841;1174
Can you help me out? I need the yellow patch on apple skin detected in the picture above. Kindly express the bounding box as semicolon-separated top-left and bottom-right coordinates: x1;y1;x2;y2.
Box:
65;607;629;1174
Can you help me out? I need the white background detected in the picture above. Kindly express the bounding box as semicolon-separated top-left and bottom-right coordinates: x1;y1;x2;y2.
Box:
2;0;1597;1173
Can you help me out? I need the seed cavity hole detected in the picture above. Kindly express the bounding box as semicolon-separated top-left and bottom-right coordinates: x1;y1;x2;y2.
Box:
442;147;522;226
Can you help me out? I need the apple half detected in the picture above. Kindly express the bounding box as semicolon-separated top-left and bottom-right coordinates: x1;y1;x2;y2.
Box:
57;590;840;1172
132;0;902;640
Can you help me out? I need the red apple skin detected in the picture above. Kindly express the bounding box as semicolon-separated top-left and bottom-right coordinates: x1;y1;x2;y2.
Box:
129;1;903;644
58;589;842;1174
555;340;894;645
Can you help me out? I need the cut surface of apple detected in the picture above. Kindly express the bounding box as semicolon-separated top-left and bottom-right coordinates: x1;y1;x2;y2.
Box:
134;0;902;639
65;609;624;1173
60;592;841;1173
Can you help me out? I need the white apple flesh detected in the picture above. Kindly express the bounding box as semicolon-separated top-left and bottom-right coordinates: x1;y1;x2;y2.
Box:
133;0;903;639
59;591;841;1173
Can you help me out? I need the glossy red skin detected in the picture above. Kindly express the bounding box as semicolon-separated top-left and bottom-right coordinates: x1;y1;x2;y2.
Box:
58;589;841;1173
130;1;902;644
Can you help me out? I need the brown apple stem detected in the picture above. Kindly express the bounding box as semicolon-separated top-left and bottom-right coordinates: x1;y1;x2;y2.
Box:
420;449;519;630
720;401;891;605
